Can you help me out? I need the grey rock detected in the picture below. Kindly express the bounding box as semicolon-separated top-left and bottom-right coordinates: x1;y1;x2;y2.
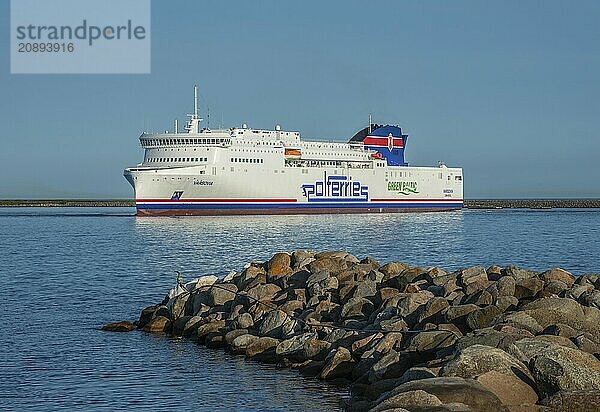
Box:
196;320;226;341
466;305;501;330
406;330;457;353
257;309;297;339
302;339;332;361
246;283;282;302
540;390;600;412
275;331;318;361
340;297;375;320
208;283;238;307
230;333;259;354
291;250;316;270
441;344;532;381
510;338;600;398
495;311;544;334
352;280;378;300
397;366;438;384
370;389;442;412
233;312;254;329
514;277;544;299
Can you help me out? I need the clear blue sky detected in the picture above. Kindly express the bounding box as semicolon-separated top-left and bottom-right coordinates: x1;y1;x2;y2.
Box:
1;0;599;199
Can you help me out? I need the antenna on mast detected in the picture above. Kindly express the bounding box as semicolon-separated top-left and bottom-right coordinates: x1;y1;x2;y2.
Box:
185;85;203;134
207;105;210;130
174;119;178;134
194;85;198;118
369;113;372;133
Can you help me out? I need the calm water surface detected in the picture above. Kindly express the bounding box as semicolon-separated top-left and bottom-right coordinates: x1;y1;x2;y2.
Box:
0;207;599;411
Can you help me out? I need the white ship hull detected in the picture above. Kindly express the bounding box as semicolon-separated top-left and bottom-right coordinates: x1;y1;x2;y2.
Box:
124;163;463;216
124;87;463;216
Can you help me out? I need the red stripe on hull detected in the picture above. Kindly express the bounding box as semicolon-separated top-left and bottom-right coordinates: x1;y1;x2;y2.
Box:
136;198;298;203
136;207;461;217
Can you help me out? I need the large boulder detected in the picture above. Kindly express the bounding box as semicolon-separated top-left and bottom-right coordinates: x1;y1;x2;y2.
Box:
540;390;600;412
514;277;544;299
291;250;315;270
370;389;443;412
245;336;280;361
405;330;457;353
142;315;171;333
192;275;218;289
379;262;409;282
196;320;226;341
302;339;332;361
510;338;600;398
417;297;450;325
465;305;502;330
373;377;508;412
521;297;600;341
267;252;292;279
230;334;259;355
256;309;297;339
459;266;490;295
441;345;533;383
275;332;318;362
340;297;375;320
475;370;539;407
540;268;576;287
208;283;238;307
306;271;338;297
308;257;348;276
320;347;354;380
246;283;282;302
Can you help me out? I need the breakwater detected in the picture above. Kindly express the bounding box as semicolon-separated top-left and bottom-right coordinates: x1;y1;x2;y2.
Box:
105;251;600;411
2;199;600;209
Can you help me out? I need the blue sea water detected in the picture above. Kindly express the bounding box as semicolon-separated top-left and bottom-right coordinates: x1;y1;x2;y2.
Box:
0;207;599;411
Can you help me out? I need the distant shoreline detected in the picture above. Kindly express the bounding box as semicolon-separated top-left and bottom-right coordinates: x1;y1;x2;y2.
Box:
1;199;599;209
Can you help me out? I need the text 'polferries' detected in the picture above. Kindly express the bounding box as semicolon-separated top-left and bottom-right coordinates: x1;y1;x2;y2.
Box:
301;172;369;202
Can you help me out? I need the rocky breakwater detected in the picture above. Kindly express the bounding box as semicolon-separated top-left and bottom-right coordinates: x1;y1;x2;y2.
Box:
105;251;600;411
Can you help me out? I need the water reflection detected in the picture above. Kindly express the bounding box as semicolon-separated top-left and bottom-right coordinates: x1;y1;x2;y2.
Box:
132;211;466;275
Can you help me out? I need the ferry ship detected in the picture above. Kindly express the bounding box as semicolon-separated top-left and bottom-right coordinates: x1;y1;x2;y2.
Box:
124;87;463;216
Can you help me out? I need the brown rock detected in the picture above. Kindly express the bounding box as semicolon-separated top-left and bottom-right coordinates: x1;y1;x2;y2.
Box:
196;320;226;340
142;315;171;333
245;336;280;361
302;339;332;361
417;297;450;324
102;321;135;332
534;334;578;349
476;370;538;406
380;262;410;281
540;268;576;287
267;252;292;278
320;347;354;380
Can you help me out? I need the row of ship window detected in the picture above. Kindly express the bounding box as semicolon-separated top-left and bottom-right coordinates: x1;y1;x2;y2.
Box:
143;138;231;146
231;158;264;164
146;157;208;163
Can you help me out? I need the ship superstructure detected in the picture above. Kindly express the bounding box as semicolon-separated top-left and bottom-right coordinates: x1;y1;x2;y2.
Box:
124;87;463;215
